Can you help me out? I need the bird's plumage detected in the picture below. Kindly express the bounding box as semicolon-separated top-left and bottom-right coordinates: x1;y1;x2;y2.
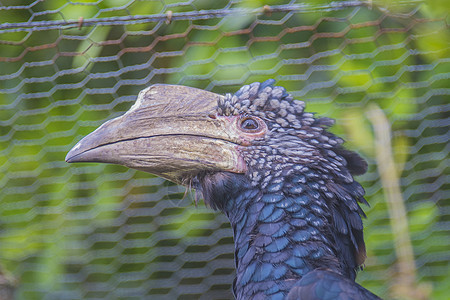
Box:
287;269;381;300
66;80;381;299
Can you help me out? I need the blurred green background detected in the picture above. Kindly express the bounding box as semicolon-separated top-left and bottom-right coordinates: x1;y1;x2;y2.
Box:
0;0;448;299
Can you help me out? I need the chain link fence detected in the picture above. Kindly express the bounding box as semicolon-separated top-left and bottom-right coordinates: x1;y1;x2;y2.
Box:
0;0;448;299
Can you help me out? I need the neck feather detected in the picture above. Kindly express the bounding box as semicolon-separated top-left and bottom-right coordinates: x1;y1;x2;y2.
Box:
194;169;366;299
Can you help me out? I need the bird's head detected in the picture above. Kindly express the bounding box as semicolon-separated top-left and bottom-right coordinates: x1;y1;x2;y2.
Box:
67;79;373;288
67;80;370;275
66;80;367;205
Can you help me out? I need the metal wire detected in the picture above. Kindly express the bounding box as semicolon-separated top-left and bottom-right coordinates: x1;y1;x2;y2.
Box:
0;1;426;32
0;0;448;299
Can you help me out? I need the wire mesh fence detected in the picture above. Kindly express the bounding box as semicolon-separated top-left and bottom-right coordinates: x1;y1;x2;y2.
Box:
0;0;448;299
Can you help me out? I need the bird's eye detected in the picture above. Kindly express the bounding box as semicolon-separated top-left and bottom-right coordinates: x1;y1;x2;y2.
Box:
240;117;259;131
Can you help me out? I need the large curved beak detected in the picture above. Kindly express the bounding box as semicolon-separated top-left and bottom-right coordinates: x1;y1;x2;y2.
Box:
65;84;247;185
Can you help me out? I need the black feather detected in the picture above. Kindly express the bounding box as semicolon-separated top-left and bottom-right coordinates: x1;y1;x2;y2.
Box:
205;80;380;299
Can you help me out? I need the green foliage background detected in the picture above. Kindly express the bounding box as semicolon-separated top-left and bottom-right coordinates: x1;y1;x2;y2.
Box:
0;0;448;299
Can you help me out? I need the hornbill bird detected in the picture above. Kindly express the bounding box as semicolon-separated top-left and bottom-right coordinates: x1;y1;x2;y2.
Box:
66;80;381;299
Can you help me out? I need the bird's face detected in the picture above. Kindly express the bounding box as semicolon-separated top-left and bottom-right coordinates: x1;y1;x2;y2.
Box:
215;81;330;183
66;81;365;187
66;83;275;185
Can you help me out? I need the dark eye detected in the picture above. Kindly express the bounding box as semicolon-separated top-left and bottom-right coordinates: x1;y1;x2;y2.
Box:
241;117;259;131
